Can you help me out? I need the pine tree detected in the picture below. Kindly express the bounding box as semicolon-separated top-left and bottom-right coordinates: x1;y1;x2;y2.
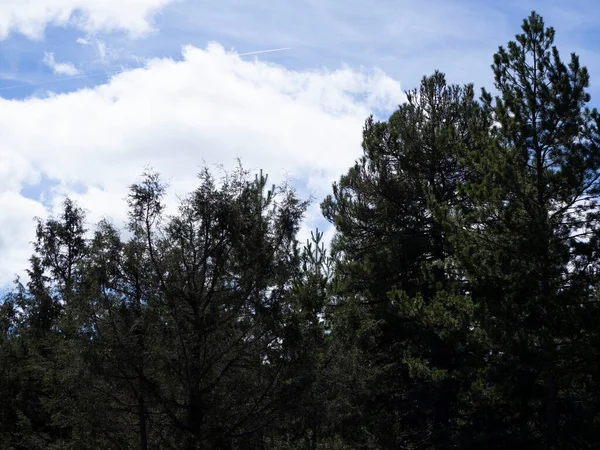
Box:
269;229;334;449
0;198;89;449
322;72;488;448
449;11;600;448
113;165;309;448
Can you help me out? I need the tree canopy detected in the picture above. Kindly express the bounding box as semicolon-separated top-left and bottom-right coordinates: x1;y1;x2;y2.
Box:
2;11;600;449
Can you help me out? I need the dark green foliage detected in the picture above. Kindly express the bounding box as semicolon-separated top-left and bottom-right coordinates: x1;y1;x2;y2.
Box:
3;12;600;450
446;12;600;448
321;71;487;448
1;165;313;449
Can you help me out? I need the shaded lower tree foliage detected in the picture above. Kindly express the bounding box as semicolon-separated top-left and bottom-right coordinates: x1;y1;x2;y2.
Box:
3;11;600;450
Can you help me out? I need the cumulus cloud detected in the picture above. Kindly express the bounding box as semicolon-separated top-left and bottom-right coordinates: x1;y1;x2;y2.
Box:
0;0;175;40
0;192;47;286
0;42;404;286
43;52;80;76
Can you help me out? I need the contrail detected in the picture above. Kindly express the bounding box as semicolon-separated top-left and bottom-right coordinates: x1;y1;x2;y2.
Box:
238;47;290;57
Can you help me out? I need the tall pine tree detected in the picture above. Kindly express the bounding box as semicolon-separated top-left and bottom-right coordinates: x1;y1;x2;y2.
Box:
322;72;488;448
448;12;600;448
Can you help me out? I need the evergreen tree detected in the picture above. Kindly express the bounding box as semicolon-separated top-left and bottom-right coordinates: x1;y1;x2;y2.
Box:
0;199;89;449
115;165;309;448
448;11;600;448
269;229;334;449
322;72;488;448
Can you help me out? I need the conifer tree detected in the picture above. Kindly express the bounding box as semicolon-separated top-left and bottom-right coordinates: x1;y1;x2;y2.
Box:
449;11;600;448
322;72;488;448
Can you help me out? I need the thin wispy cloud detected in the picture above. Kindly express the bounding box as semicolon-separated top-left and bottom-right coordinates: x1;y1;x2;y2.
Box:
42;52;80;76
77;36;109;62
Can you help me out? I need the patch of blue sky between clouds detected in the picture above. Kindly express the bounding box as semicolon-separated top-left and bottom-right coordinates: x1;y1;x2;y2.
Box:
20;174;91;207
19;173;59;206
0;26;142;98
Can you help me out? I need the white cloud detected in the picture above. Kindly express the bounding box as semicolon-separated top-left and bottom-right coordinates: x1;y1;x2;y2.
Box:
43;52;80;76
76;36;109;62
0;42;404;287
0;192;47;286
0;0;175;40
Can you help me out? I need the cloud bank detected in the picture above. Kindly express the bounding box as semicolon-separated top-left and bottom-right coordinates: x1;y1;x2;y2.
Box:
0;43;404;286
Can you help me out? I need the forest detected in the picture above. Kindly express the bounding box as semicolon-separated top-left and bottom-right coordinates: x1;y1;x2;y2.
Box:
2;11;600;449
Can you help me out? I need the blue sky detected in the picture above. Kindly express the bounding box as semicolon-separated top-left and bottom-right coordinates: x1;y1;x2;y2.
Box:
3;1;600;99
1;0;600;286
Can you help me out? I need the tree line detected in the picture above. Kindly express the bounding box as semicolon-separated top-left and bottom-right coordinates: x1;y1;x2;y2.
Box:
2;12;600;449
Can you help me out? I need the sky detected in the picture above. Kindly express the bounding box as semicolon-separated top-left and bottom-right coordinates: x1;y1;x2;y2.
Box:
2;0;600;288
